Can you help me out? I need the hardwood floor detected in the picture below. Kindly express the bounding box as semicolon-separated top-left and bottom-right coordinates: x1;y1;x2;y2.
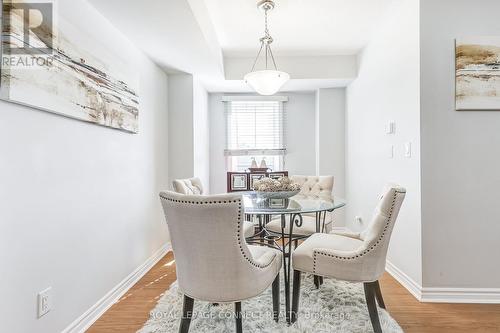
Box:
88;252;177;333
89;251;500;333
380;274;500;333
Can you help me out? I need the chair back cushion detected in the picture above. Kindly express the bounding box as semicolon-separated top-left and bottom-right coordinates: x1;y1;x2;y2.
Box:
159;191;277;302
172;177;204;195
291;175;334;197
359;184;406;279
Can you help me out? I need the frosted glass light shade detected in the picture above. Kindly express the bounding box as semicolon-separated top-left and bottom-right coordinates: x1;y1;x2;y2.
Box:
244;70;290;96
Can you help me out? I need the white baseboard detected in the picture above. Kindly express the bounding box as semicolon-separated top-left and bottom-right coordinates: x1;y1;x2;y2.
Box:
386;260;500;304
62;243;172;333
421;287;500;304
385;260;422;301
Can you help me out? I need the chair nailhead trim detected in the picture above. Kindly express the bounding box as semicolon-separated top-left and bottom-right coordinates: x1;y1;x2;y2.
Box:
312;191;403;273
160;195;276;269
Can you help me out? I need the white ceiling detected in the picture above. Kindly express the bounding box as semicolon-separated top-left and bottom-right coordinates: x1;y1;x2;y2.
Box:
205;0;395;57
89;0;395;92
88;0;225;82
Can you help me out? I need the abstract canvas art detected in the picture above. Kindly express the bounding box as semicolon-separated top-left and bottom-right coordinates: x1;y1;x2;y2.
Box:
456;36;500;110
0;0;139;132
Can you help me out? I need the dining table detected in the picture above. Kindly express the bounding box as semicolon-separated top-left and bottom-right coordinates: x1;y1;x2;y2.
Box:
241;192;346;324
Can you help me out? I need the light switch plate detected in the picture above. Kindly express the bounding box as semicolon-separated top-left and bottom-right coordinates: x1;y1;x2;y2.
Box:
386;121;395;134
404;142;412;158
388;145;394;159
38;287;52;318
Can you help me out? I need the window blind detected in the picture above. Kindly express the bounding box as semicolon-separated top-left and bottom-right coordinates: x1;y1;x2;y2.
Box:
224;100;286;157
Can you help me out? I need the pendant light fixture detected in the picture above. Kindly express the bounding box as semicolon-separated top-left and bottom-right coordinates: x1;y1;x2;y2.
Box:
244;0;290;96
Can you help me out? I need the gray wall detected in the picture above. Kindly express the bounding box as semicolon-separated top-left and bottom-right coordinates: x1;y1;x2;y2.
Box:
209;92;318;194
420;0;500;288
316;88;346;225
168;75;210;190
209;90;346;228
168;74;194;184
208;93;227;194
193;80;210;192
285;93;317;177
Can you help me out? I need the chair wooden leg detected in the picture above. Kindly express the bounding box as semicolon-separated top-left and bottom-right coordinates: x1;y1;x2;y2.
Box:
179;295;194;333
364;282;382;333
235;302;243;333
291;270;302;323
319;276;324;286
374;280;386;309
272;273;280;322
314;275;320;289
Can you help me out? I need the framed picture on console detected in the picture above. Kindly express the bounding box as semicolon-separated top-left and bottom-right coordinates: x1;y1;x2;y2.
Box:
250;174;266;189
228;173;248;192
269;172;287;180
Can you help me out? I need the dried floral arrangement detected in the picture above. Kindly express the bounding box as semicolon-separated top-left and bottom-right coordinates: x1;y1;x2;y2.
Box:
252;177;301;192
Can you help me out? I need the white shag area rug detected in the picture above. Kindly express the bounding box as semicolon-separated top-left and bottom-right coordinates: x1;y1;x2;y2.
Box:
139;274;403;333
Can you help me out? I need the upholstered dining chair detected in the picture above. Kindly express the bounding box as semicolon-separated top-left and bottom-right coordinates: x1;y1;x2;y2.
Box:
172;177;256;239
159;191;282;333
265;175;335;237
172;177;204;195
265;175;335;288
291;184;406;333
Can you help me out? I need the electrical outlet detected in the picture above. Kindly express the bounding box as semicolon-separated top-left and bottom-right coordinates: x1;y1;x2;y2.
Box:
38;287;52;318
355;216;363;224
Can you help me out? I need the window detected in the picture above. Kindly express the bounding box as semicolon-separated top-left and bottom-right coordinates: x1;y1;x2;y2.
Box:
224;98;287;172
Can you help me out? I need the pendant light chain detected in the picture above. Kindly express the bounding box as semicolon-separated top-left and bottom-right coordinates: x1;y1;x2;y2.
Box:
264;7;269;38
249;2;279;72
263;5;278;70
244;0;290;95
264;7;269;69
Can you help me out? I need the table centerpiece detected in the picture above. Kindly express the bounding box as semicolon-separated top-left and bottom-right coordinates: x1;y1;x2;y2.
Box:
252;177;301;199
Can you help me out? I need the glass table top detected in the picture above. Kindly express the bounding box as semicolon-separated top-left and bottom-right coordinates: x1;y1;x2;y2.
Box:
242;192;346;215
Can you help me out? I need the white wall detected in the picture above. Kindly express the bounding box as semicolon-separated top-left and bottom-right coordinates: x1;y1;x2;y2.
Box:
420;0;500;288
316;88;346;225
0;1;169;332
285;93;317;176
224;55;357;80
193;80;210;192
208;93;227;194
209;92;317;194
168;74;194;185
168;75;210;190
346;0;422;285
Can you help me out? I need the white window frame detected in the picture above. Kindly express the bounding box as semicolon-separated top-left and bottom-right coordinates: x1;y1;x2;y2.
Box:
223;96;288;172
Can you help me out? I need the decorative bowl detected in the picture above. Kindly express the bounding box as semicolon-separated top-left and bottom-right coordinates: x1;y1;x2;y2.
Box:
256;190;300;199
